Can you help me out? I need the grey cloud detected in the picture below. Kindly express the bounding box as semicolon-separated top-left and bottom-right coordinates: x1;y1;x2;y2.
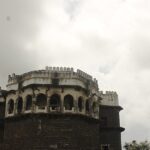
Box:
99;62;116;74
64;0;82;19
0;0;43;88
122;123;150;142
130;35;150;70
79;33;114;53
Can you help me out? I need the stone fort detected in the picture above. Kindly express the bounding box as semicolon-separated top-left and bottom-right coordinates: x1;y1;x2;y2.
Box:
0;67;124;150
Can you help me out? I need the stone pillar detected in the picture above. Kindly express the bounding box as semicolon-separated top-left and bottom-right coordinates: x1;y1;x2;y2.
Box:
5;101;8;117
74;97;78;113
82;98;85;114
89;98;93;117
60;95;64;113
22;97;25;113
95;102;99;119
32;95;36;113
47;96;50;113
14;100;17;115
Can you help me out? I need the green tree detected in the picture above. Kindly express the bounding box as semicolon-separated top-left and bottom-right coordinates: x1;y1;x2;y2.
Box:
124;140;150;150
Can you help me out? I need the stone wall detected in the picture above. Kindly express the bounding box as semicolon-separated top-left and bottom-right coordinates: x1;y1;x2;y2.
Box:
99;91;119;106
0;100;5;145
99;105;124;150
99;129;122;150
2;114;100;150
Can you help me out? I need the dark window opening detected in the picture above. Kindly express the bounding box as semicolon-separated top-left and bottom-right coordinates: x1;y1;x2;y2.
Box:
101;144;110;150
54;72;58;77
36;94;47;109
86;100;90;113
52;79;59;85
92;102;97;113
64;95;74;110
25;95;32;110
8;99;14;114
17;97;23;114
78;97;83;112
50;94;60;110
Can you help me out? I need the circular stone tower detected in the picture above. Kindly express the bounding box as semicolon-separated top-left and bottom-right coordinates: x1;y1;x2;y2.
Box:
4;67;100;150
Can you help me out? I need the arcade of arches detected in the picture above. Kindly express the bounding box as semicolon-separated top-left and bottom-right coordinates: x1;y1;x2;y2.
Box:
6;93;99;116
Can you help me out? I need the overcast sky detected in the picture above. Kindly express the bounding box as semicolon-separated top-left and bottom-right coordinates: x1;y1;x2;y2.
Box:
1;0;150;145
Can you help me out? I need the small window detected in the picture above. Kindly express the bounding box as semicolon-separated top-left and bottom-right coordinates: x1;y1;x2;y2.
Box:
101;144;110;150
85;100;90;113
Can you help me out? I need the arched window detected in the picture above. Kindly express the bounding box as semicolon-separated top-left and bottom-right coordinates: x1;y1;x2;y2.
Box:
50;94;60;110
17;97;23;114
36;94;47;109
92;102;97;113
64;94;74;110
86;99;90;113
25;95;32;110
8;99;14;114
78;97;84;112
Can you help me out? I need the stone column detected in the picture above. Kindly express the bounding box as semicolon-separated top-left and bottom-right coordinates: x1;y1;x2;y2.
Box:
22;97;26;113
82;98;85;114
89;98;93;117
14;95;18;115
47;96;50;113
74;97;78;113
60;94;64;113
14;100;17;115
32;95;36;113
5;100;8;116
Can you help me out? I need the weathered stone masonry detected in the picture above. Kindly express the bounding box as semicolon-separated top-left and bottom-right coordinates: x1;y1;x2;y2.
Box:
0;67;124;150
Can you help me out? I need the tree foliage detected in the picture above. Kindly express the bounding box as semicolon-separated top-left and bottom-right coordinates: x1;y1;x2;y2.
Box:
124;140;150;150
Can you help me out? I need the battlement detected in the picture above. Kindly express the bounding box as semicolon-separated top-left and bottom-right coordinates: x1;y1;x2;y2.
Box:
7;67;98;91
99;91;119;106
45;66;74;72
8;67;96;82
45;67;94;81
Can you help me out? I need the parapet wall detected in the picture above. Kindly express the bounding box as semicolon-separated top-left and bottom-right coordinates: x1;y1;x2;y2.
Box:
7;67;98;92
8;67;97;83
99;91;119;106
45;67;95;81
